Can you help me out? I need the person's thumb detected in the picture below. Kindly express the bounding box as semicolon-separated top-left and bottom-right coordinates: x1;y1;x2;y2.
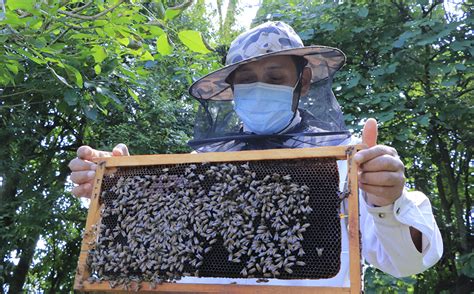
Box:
362;118;378;148
77;145;110;160
112;143;129;156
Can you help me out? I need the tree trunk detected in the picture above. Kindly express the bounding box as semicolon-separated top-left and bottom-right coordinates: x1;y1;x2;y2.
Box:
7;234;39;294
434;133;469;251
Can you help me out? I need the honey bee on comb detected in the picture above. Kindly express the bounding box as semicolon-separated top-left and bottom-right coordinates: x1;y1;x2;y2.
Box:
86;158;341;288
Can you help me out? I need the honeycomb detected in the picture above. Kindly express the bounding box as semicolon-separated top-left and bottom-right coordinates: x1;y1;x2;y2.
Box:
87;158;341;286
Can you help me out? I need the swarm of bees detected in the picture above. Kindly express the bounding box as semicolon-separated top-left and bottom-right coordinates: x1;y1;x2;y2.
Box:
87;162;316;288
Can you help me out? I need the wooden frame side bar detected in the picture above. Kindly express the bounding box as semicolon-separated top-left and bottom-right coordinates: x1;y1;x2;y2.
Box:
74;162;106;291
347;147;362;293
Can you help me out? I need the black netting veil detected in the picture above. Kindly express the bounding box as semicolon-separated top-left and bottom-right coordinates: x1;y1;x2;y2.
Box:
189;78;350;153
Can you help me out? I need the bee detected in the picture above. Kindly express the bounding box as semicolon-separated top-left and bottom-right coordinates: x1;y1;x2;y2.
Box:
316;247;324;257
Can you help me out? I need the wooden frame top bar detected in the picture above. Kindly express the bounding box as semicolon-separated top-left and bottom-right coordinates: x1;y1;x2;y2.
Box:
97;145;365;167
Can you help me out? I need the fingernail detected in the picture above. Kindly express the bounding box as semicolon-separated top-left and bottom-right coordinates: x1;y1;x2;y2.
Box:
87;171;95;179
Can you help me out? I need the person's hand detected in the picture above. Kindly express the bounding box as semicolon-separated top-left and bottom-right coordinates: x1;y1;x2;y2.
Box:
354;119;405;206
68;144;129;198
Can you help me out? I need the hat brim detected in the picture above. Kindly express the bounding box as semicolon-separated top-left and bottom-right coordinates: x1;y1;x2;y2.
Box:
188;46;346;101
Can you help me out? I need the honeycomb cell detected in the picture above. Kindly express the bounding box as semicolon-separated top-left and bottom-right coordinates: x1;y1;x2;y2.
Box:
87;158;341;283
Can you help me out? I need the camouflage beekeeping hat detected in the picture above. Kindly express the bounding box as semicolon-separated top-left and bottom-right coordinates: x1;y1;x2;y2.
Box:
189;21;346;101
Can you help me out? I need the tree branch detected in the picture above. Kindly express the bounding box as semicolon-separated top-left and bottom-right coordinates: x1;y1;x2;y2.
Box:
390;0;413;21
169;0;194;10
0;89;49;98
49;27;71;46
58;0;125;21
457;87;474;97
423;0;443;18
71;1;93;13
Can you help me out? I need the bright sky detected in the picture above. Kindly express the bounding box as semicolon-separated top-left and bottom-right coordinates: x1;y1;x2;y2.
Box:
205;0;261;31
237;0;261;29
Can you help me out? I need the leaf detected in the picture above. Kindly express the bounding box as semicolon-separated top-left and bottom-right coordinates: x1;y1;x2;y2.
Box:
6;0;35;11
117;37;130;46
178;30;211;54
320;23;335;31
31;20;43;30
358;7;369;18
455;63;467;71
83;105;98;120
91;46;107;63
416;115;429;126
95;28;106;37
103;27;115;37
346;73;361;88
70;33;97;40
96;86;122;105
393;30;419;48
157;34;173;56
64;89;79;106
149;26;165;37
299;29;314;41
441;76;458;87
128;88;140;103
63;64;83;88
6;64;18;75
416;35;438;46
48;66;73;88
351;27;364;33
386;62;398;74
94;64;102;75
14;47;45;64
378;112;395;122
165;8;182;21
84;81;96;89
140;51;154;61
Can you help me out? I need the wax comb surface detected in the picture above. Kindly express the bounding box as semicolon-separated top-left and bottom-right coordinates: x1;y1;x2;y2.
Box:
88;158;340;284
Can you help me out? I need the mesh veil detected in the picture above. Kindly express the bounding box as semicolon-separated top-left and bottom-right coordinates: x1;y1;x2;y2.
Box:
188;78;350;152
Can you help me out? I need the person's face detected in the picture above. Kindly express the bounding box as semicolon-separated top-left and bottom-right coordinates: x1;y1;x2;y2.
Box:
230;55;312;110
232;55;299;86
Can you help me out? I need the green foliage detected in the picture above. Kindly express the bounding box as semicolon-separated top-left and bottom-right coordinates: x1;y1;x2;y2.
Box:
364;266;416;293
458;252;474;279
0;0;223;292
178;30;212;54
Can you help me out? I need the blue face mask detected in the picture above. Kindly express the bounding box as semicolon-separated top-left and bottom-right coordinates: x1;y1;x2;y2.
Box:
233;82;298;135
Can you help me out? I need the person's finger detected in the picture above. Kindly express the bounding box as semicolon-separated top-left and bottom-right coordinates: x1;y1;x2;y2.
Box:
358;155;404;172
72;183;93;198
77;145;112;161
68;157;97;172
354;145;398;165
359;183;400;201
362;118;378;148
359;171;405;187
112;143;129;156
70;170;96;185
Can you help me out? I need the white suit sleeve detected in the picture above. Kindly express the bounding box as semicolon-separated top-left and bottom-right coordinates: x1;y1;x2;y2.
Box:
360;189;443;277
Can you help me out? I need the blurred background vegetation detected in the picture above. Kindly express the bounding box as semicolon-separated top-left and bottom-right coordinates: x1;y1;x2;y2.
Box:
0;0;472;293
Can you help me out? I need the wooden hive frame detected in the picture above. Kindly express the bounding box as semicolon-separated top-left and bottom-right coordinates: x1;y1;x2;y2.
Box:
74;145;363;293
